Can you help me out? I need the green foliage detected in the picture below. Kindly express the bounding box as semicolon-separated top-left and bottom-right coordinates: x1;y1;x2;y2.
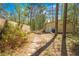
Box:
0;23;27;55
30;19;35;31
36;14;46;30
30;14;46;31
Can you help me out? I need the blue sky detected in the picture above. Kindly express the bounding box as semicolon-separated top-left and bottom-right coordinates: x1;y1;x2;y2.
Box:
1;3;56;12
0;3;62;19
1;3;79;16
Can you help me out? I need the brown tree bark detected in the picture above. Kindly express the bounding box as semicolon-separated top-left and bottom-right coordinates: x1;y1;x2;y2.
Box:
55;3;59;35
63;3;67;41
61;3;68;56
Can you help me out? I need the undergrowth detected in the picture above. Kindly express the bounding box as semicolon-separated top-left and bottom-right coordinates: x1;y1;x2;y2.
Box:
0;22;27;56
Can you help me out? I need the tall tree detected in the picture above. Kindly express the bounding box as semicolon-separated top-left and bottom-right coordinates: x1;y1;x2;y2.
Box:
14;4;22;26
73;3;77;34
73;3;78;34
61;3;68;56
28;4;47;31
27;4;34;30
55;3;59;35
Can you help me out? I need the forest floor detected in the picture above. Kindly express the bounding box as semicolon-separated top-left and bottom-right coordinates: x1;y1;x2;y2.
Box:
12;33;54;56
12;33;75;56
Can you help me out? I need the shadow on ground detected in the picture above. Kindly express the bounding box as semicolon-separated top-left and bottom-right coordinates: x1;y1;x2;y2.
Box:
31;34;57;56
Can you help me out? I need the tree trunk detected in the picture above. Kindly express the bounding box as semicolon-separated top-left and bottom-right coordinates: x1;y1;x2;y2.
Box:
55;3;59;35
73;4;76;34
63;3;67;41
30;7;32;30
75;4;78;33
61;3;68;56
18;9;20;26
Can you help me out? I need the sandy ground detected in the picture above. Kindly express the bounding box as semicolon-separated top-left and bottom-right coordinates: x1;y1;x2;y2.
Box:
0;18;6;28
12;33;54;56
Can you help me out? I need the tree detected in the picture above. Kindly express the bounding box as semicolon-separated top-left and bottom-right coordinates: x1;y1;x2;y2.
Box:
75;3;79;33
73;3;78;34
73;3;77;34
61;3;68;56
28;4;47;31
67;4;78;34
55;3;59;35
14;4;22;26
26;4;35;30
36;4;46;31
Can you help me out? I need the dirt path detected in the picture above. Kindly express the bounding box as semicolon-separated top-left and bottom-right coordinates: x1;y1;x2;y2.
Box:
13;33;54;56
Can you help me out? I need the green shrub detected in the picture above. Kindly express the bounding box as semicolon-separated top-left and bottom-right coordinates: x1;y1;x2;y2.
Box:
0;23;27;55
69;34;79;55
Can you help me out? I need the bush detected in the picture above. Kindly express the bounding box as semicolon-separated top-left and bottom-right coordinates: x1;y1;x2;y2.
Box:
0;22;27;55
70;41;79;56
69;34;79;55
